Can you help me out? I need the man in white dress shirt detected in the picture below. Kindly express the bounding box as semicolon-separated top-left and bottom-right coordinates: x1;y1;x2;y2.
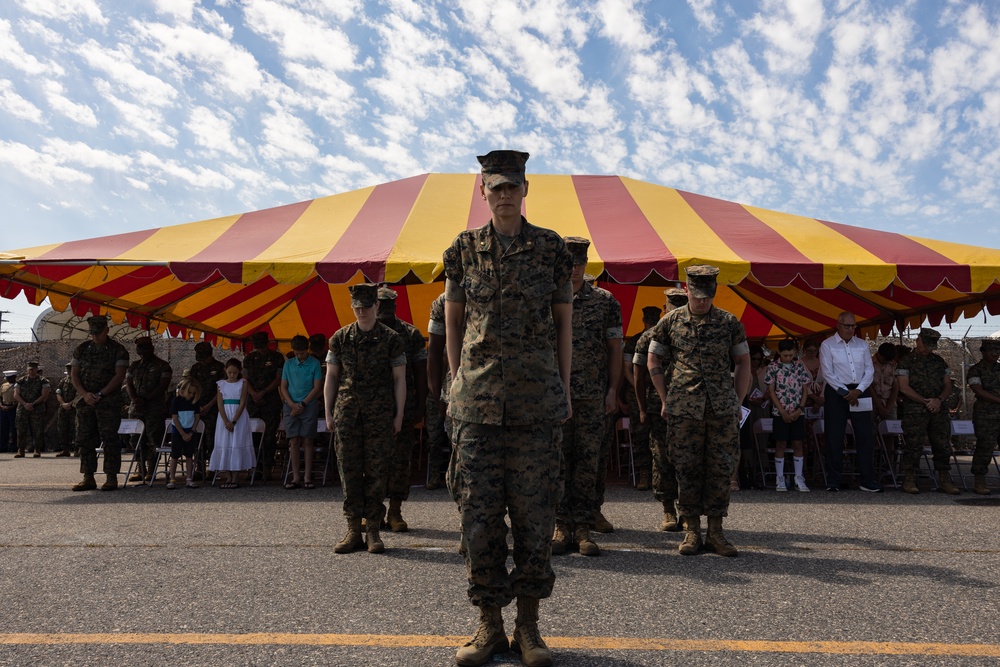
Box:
819;312;882;493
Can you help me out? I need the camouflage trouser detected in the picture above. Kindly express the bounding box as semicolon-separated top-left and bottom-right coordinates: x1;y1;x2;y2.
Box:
57;407;76;454
77;401;123;476
386;404;419;500
129;406;167;471
595;414;615;506
626;391;651;473
453;419;563;609
670;415;739;518
426;396;450;477
900;409;952;472
247;398;281;472
334;412;391;524
971;417;1000;475
650;413;678;504
16;408;47;453
557;399;604;525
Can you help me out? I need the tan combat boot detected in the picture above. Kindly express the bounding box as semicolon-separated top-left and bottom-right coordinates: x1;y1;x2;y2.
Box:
660;502;681;531
334;518;364;554
937;471;960;495
72;474;97;492
551;520;571;555
592;510;614;533
575;525;600;557
366;525;385;553
426;471;444;490
678;516;702;555
455;605;508;667
704;516;738;557
901;471;920;494
635;470;651;491
973;474;991;495
386;498;408;532
511;597;552;667
100;475;118;491
14;449;25;458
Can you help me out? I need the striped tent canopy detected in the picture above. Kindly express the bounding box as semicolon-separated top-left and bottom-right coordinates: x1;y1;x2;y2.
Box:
3;173;1000;350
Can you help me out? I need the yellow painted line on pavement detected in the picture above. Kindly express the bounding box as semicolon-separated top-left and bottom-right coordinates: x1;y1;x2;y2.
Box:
0;634;998;656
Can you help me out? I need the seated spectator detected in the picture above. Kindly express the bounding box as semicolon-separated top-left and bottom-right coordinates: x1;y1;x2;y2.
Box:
167;378;202;489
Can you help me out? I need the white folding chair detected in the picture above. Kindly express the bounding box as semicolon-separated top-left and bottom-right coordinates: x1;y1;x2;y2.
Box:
878;418;936;490
811;418;855;487
117;419;146;489
149;418;206;486
950;420;976;490
283;419;333;487
876;419;903;488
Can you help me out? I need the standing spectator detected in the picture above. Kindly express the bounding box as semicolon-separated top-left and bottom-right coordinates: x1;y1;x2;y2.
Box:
71;315;129;492
800;338;826;408
445;150;572;666
551;236;622;558
871;343;899;422
647;265;750;557
818;312;882;493
14;361;50;458
1;370;17;453
377;286;428;532
325;283;407;554
280;335;323;489
189;341;225;462
125;336;172;482
55;362;78;457
243;331;284;482
967;338;1000;495
737;345;768;491
210;358;255;488
895;328;960;495
764;339;813;492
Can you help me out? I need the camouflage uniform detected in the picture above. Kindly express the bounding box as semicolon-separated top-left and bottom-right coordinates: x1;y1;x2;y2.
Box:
74;337;130;476
1;374;16;452
243;339;284;477
56;373;78;456
896;350;953;472
189;352;225;456
444;217;572;608
633;329;678;506
126;352;173;473
968;354;1000;475
328;321;406;524
426;293;452;483
381;313;427;502
15;371;50;455
559;280;622;527
649;305;748;519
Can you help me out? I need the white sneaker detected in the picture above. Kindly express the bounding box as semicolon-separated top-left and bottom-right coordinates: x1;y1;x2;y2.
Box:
775;477;787;492
794;476;811;492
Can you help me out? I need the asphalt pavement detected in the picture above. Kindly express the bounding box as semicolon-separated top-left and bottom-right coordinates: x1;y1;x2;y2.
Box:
1;454;998;666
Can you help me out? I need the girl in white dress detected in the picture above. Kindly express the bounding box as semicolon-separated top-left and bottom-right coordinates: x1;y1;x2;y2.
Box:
209;358;255;488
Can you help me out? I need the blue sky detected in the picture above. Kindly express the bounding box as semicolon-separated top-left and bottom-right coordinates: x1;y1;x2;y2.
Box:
1;0;999;340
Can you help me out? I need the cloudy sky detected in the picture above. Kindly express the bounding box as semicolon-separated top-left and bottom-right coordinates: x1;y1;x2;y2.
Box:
2;0;999;340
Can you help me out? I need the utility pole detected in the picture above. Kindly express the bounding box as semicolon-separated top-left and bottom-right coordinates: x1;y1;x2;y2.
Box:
0;311;9;340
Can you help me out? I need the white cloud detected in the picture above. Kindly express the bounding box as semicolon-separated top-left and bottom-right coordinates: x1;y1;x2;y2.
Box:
259;107;319;162
243;0;360;71
151;0;197;22
0;79;43;123
687;0;719;33
42;79;98;126
94;79;178;148
77;39;179;107
596;0;656;51
15;0;106;25
0;19;60;76
0;140;93;186
745;0;825;75
41;138;132;172
135;151;235;189
185;106;247;158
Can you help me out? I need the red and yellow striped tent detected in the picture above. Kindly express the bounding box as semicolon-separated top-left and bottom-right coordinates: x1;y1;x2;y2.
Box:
3;173;1000;349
